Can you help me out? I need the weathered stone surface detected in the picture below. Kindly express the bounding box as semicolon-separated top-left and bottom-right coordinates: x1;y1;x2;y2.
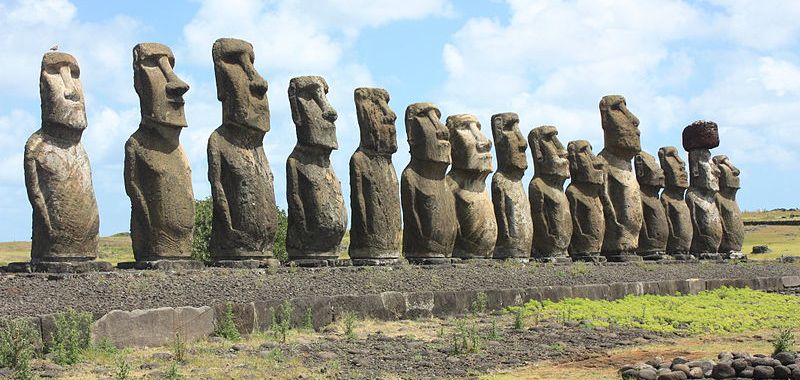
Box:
597;95;643;261
404;292;435;319
682;120;719;151
684;121;723;256
490;113;532;260
286;76;347;262
349;88;401;261
116;259;203;271
713;155;744;255
401;103;456;261
212;302;256;335
125;43;194;261
782;276;800;288
208;38;277;261
446;114;497;259
92;307;175;347
25;52;99;263
635;151;669;259
528;126;571;262
566;140;605;261
658;147;693;257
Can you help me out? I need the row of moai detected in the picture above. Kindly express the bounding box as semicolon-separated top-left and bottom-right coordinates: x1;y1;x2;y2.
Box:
20;38;744;272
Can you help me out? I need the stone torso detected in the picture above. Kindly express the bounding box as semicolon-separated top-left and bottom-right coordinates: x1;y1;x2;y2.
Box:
716;193;744;253
286;150;347;258
639;191;668;254
401;166;457;258
529;177;572;258
449;177;497;259
686;188;722;254
491;172;532;259
565;182;604;256
349;151;401;258
598;153;643;253
660;189;692;254
25;131;99;260
208;130;277;258
126;130;194;260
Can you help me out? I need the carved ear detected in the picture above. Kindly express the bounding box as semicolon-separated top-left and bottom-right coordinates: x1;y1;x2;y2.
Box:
288;81;301;126
634;156;644;177
689;156;699;178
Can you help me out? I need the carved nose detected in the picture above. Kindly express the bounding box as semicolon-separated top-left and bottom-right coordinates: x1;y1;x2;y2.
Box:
250;78;268;97
166;79;189;98
477;139;492;152
322;108;337;122
64;86;80;101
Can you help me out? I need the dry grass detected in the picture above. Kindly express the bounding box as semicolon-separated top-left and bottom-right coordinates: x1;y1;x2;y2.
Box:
743;209;800;222
0;235;133;266
744;225;800;260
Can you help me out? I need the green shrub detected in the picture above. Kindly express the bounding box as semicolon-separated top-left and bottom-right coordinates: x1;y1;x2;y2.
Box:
450;318;481;355
172;334;186;363
343;312;357;341
50;309;92;365
470;292;488;315
270;301;293;343
114;356;131;380
191;197;288;264
214;303;241;341
772;327;795;355
164;362;182;379
0;318;39;380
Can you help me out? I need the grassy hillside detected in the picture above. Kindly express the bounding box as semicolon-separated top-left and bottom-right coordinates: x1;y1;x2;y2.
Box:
743;208;800;222
0;235;133;266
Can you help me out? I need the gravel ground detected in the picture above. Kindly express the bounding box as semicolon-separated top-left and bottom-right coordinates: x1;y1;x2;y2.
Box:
0;261;797;318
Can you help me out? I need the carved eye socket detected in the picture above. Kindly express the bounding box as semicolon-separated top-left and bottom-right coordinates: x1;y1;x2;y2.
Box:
139;56;160;68
222;53;239;65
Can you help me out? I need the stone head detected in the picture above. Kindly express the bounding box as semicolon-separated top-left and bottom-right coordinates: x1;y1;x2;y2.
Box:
446;114;492;172
40;52;87;131
658;146;689;190
213;38;269;133
599;95;641;159
491;112;528;173
688;149;720;192
529;125;569;179
133;43;190;128
567;140;604;185
288;76;338;151
713;155;740;190
634;151;665;189
354;87;397;154
405;103;450;164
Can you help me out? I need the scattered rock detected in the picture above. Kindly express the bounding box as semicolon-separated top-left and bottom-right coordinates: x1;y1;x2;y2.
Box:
753;365;774;379
776;352;797;366
656;371;687;380
775;365;792;379
711;362;735;379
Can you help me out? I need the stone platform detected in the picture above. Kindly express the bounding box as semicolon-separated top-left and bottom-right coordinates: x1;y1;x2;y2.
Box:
5;261;113;273
117;260;204;270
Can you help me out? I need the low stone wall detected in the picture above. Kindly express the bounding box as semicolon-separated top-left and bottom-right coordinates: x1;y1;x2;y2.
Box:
21;275;800;348
744;220;800;226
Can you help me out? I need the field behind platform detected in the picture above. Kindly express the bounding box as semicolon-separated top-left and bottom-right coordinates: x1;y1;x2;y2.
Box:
0;234;133;266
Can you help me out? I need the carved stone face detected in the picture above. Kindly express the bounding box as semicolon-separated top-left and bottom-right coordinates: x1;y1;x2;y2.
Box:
405;103;450;164
40;52;87;131
713;155;741;190
688;149;720;192
529;126;569;178
635;151;665;188
658;146;689;189
289;76;338;150
567;140;604;185
491;112;527;172
355;87;397;154
600;95;641;158
213;38;269;133
446;114;492;172
133;43;189;128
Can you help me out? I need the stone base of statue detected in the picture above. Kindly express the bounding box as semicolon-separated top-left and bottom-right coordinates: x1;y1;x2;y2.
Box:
351;258;404;266
639;251;673;261
535;256;573;264
6;260;113;273
604;253;644;263
571;254;607;263
407;257;458;265
694;252;722;261
725;252;746;261
670;253;698;261
290;258;351;268
211;259;281;269
117;260;204;270
495;257;530;264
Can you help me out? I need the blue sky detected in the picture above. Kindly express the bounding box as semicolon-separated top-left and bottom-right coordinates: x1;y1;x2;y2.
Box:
0;0;798;241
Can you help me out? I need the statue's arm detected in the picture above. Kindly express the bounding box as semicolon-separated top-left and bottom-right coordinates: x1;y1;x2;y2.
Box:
349;156;369;233
124;141;151;232
286;158;307;233
600;185;622;230
23;143;52;235
567;192;583;237
207;141;234;234
401;175;424;242
492;180;511;242
530;187;551;238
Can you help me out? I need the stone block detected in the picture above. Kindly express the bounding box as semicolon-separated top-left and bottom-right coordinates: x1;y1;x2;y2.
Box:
658;280;683;296
331;294;400;320
91;307;175;348
752;277;782;291
486;288;524;310
682;279;706;295
571;284;609;300
432;290;478;317
404;292;434;319
380;292;408;320
174;306;215;343
540;286;574;302
213;302;256;335
39;314;56;348
642;281;661;295
608;282;644;300
782;276;800;288
523;287;544;303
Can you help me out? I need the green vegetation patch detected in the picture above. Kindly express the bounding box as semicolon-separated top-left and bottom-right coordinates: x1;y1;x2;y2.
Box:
515;287;800;335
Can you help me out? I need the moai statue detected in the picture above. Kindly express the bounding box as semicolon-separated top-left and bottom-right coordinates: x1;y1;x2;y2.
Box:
490;113;533;261
634;151;669;260
446;114;497;259
286;76;347;266
348;88;402;265
565;140;606;262
123;43;198;269
597;95;643;262
683;120;723;259
528;126;572;262
401;103;457;264
658;147;694;260
713;155;744;257
207;38;278;268
21;52;111;272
